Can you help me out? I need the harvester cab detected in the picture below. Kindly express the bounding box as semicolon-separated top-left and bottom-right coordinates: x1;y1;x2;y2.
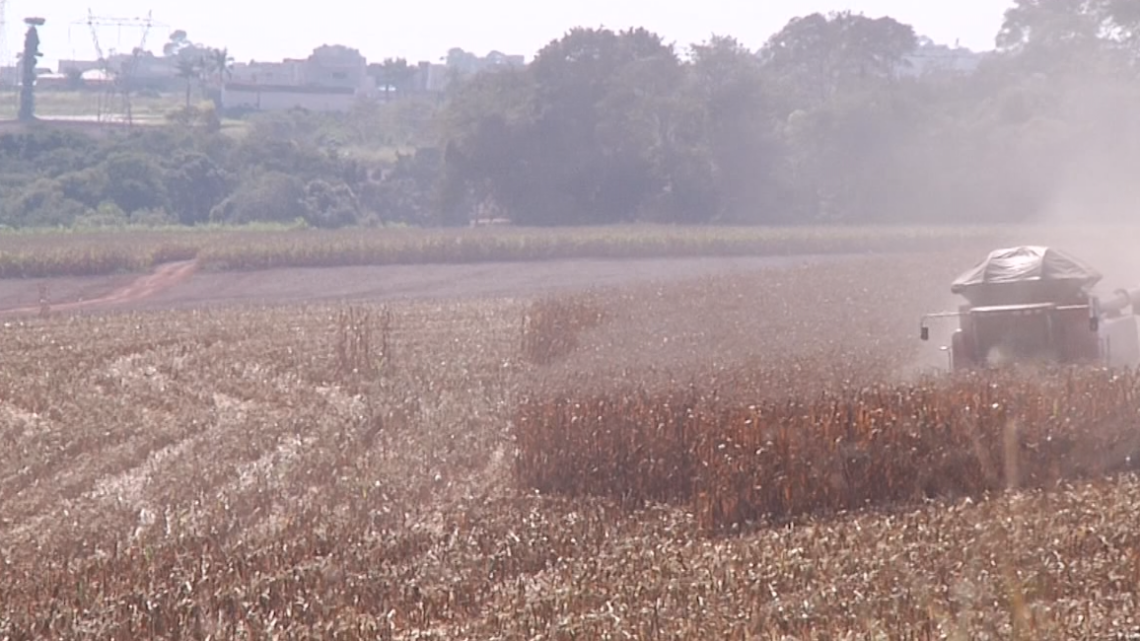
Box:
919;246;1140;370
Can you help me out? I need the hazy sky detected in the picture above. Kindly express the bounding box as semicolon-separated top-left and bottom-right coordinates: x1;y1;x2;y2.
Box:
5;0;1010;68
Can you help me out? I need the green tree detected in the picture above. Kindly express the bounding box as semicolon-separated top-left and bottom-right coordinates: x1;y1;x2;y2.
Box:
997;0;1111;71
435;68;537;225
163;30;192;57
101;151;170;215
76;201;129;228
681;36;784;222
210;171;309;224
995;0;1140;75
361;149;440;225
209;47;234;92
56;168;107;206
166;150;230;224
445;48;479;70
372;57;417;100
303;179;360;228
4;178;89;227
759;11;917;110
447;27;684;225
176;57;201;108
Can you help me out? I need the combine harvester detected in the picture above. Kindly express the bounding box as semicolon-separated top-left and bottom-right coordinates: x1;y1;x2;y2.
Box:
920;246;1140;370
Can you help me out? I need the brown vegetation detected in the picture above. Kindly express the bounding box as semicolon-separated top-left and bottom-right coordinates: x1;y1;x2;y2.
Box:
517;369;1140;531
3;247;1140;638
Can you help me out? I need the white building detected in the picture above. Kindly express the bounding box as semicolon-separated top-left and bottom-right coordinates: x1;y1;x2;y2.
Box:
898;38;988;77
222;83;358;112
229;60;306;85
223;45;372;112
221;44;524;112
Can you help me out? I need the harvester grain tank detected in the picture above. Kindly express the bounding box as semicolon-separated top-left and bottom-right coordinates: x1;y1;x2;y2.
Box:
920;246;1140;369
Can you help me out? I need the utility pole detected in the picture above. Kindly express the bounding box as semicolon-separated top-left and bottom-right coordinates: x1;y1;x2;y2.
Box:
18;17;44;122
0;0;8;73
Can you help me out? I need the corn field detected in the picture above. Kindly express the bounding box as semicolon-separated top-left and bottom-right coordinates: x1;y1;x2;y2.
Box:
4;247;1140;638
517;368;1140;531
0;224;1008;278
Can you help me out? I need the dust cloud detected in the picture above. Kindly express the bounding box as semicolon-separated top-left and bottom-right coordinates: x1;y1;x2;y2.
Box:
1025;75;1140;295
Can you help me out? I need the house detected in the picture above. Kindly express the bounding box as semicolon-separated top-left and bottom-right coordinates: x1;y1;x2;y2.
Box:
222;45;373;112
230;60;306;85
221;43;523;112
33;72;71;89
123;55;179;81
59;55;179;91
304;45;367;89
444;47;525;74
899;38;988;77
57;59;103;75
484;50;525;68
409;49;526;94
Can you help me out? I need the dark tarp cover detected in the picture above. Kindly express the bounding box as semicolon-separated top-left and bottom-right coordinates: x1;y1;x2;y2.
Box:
951;246;1102;300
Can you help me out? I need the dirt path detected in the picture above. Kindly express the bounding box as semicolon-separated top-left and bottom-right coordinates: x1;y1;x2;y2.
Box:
0;254;855;316
0;260;198;317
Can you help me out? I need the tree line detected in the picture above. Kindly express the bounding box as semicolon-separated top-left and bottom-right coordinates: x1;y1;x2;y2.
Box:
2;1;1139;229
0;101;437;228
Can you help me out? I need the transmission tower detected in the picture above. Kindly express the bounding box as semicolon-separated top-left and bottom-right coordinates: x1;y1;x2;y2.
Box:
77;9;161;126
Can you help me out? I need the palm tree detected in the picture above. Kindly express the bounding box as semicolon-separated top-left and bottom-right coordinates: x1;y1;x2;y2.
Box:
210;47;234;87
376;57;415;101
175;57;199;107
208;48;234;109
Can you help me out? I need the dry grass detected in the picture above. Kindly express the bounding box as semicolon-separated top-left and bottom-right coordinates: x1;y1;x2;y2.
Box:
520;294;607;366
3;247;1140;639
0;89;182;121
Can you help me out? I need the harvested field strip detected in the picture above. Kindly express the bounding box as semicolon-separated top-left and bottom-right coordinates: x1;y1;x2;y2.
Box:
515;368;1140;531
8;244;1140;638
0;299;531;637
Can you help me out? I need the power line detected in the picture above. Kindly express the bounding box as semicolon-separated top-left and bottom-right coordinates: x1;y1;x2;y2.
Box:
71;9;167;126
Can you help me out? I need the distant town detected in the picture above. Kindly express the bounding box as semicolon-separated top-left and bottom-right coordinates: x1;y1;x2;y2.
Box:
0;30;527;115
0;29;986;115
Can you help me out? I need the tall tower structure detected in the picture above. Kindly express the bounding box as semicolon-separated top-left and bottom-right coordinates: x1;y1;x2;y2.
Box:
0;0;8;72
79;10;161;125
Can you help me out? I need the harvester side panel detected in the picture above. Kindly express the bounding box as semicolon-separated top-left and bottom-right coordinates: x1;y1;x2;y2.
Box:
1054;306;1101;363
1103;315;1140;368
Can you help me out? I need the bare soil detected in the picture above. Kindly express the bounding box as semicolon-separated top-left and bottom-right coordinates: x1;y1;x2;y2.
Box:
0;260;199;317
0;254;848;316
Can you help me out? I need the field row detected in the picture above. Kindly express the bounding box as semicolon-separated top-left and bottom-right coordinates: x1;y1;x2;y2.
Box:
0;223;1021;278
